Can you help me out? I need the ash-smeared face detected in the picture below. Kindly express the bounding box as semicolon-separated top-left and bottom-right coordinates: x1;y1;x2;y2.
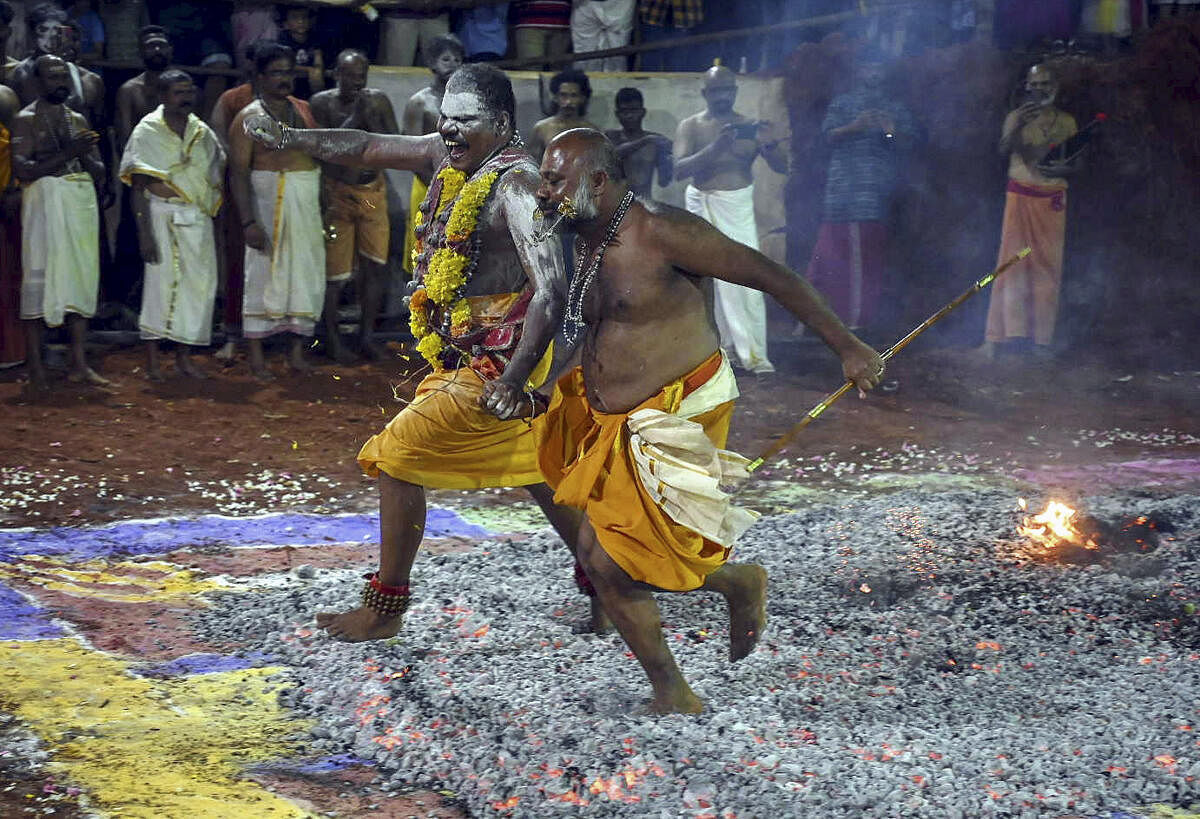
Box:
438;90;508;174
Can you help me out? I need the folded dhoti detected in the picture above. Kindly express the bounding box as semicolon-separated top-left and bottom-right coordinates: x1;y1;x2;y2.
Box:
358;291;554;489
138;196;217;345
243;168;325;338
19;173;99;328
538;350;759;591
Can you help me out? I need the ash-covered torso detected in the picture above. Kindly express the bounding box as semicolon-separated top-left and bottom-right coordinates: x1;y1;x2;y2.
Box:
416;150;544;298
577;201;722;413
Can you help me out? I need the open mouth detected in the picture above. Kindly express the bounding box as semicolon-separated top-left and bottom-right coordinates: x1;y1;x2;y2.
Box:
444;138;468;161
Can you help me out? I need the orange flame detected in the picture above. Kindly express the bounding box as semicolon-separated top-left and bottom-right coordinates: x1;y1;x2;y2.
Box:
1017;499;1098;552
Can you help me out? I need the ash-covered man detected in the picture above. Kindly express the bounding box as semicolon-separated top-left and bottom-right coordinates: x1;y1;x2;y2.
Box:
521;129;883;713
528;68;597;161
11;4;104;124
244;64;588;641
311;49;399;363
604;87;672;200
982;63;1079;360
12;55;115;389
675;65;789;376
229;42;324;380
120;69;224;381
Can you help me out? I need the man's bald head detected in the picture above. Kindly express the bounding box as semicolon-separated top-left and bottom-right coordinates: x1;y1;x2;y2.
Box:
701;66;738;115
703;65;736;91
34;53;65;79
548;128;624;183
337;48;368;70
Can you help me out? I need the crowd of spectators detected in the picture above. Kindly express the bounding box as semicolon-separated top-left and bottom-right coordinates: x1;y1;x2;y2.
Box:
4;1;1196;83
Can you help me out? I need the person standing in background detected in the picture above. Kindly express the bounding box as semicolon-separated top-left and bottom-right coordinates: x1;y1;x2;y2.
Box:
455;2;509;62
277;5;324;99
571;0;635;72
378;3;450;67
511;0;571;66
675;65;788;375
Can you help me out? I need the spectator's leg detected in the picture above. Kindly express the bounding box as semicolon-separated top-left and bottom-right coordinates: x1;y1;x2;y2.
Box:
415;13;452;66
379;15;419;66
571;1;604;71
514;27;545;61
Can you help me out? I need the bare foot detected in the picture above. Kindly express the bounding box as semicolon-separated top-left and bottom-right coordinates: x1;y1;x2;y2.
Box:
635;686;705;715
214;341;237;362
68;367;117;388
145;367;166;382
287;354;313;374
976;341;996;360
725;563;768;662
177;355;209;379
315;606;403;642
572;597;615;634
27;373;50;392
250;365;275;383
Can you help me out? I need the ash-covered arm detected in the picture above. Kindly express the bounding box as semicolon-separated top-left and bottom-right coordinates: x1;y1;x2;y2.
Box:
497;172;567;389
263;119;445;176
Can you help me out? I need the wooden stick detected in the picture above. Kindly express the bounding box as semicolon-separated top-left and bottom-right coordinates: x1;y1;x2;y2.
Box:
746;247;1032;473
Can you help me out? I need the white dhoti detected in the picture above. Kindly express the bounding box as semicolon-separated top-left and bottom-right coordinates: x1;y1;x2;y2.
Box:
570;0;636;72
684;183;775;374
243;168;325;338
19;173;99;328
139;196;218;345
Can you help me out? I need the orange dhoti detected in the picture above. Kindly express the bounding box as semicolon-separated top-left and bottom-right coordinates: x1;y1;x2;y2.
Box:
537;351;759;592
357;292;552;490
985;180;1068;346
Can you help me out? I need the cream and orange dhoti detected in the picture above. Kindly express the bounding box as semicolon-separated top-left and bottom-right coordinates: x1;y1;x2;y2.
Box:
324;173;390;283
20;172;99;328
357;292;553;489
684;184;775;374
538;351;759;592
985;179;1068;346
243;168;325;338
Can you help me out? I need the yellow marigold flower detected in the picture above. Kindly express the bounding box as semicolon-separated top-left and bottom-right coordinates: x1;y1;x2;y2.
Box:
446;172;499;242
425;248;469;304
414;209;424;228
416;331;445;370
449;298;473;336
409;307;429;338
409;288;429;311
435;168;467;215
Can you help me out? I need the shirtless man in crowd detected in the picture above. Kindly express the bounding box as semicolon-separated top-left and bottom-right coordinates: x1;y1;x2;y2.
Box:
228;43;324;378
604;86;672;200
115;26;174;148
528;68;597;161
311;49;399;362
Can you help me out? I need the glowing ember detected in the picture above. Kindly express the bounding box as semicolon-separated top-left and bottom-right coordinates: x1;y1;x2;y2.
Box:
1017;499;1098;552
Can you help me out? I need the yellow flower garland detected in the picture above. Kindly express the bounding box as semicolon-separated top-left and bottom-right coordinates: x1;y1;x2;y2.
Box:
410;166;502;370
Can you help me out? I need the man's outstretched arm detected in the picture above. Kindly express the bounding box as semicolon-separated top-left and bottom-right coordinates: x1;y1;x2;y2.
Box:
656;207;884;390
244;115;445;176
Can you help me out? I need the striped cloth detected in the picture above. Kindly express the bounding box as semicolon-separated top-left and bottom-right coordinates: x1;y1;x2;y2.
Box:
512;0;572;29
638;0;704;29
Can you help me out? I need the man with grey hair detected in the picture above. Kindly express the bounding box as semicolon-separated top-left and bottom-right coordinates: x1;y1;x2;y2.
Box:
243;64;597;641
521;127;883;713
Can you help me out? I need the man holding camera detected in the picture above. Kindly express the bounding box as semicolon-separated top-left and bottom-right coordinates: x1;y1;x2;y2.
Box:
981;63;1078;360
675;65;788;376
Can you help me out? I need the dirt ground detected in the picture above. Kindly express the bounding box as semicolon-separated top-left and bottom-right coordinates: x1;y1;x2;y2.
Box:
1;338;1197;530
